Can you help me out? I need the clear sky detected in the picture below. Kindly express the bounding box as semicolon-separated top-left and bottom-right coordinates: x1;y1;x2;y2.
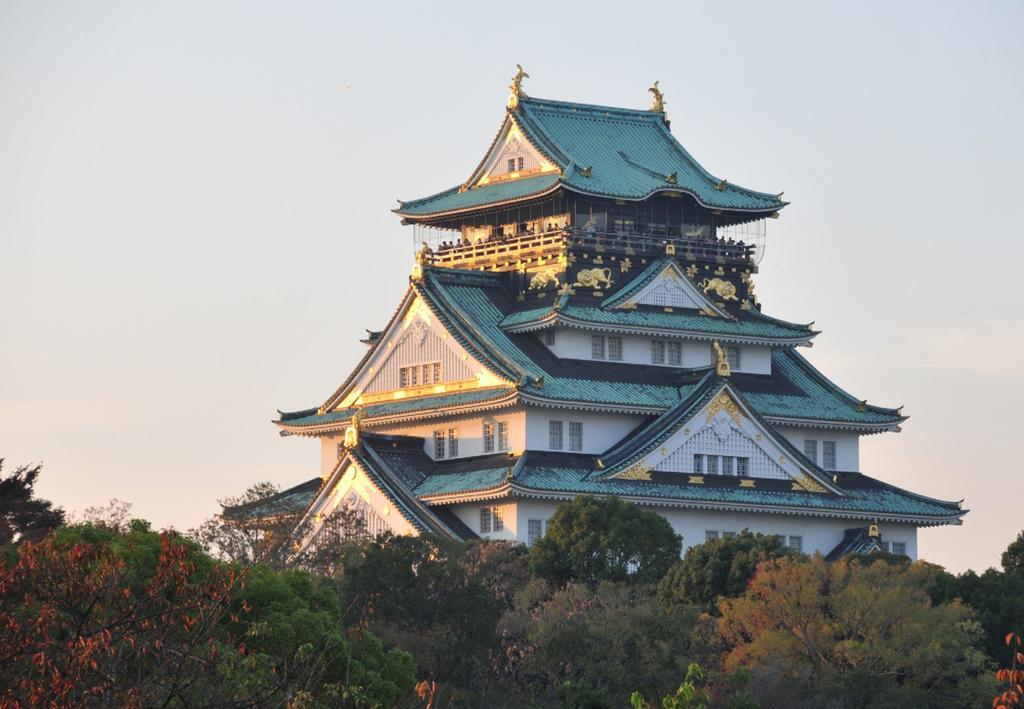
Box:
2;1;1021;574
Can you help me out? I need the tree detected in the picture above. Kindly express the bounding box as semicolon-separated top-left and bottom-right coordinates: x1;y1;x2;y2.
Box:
497;580;699;707
337;533;502;697
71;498;134;530
529;496;682;586
0;459;64;544
631;663;711;709
716;556;993;708
0;521;416;707
658;529;791;609
1003;530;1024;574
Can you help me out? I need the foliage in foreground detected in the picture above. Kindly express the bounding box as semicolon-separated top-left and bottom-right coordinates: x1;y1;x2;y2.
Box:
0;522;415;707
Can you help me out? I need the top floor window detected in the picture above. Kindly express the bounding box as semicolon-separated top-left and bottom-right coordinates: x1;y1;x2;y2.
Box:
507;158;516;172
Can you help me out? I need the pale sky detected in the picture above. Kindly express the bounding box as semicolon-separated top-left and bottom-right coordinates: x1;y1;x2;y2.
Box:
2;1;1021;574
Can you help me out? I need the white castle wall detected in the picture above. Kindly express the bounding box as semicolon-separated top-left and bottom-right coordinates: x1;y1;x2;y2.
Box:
525;409;647;453
545;328;771;375
376;408;527;460
775;427;861;472
449;498;919;559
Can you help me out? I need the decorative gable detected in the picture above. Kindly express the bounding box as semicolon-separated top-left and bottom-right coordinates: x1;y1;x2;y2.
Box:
610;260;728;315
332;294;511;411
472;120;558;187
610;386;839;493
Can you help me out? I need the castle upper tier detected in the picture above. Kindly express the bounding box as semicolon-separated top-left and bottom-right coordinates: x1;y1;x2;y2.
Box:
232;72;964;560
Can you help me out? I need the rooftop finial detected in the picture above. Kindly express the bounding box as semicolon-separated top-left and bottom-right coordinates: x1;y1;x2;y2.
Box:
508;64;529;109
648;80;666;115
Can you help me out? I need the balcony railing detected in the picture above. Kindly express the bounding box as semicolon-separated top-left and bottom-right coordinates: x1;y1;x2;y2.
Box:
426;227;755;268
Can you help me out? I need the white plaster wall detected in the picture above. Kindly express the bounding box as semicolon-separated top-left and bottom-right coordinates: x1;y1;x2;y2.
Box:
543;329;771;375
448;498;918;559
450;500;520;542
776;427;860;471
525;408;647;453
320;434;343;476
376;408;527;460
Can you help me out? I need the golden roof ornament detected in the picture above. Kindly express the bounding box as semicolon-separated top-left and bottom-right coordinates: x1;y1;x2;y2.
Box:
411;241;431;281
507;64;529;110
648;80;666;115
342;412;361;449
712;340;731;377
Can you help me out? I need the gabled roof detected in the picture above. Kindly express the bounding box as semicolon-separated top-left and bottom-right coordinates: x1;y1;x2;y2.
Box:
593;377;844;493
396;96;786;219
323;435;965;526
222;477;323;521
276;267;904;433
825;527;888;561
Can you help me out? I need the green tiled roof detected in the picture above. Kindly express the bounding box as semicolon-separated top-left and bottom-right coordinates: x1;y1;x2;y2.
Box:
396;97;786;218
222;477;322;520
277;268;901;431
511;454;961;521
277;388;513;429
397;174;560;218
503;303;812;342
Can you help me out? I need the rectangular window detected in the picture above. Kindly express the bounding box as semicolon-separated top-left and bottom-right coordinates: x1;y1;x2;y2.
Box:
736;457;750;476
433;430;445;459
803;439;818;464
448;429;458;457
400;367;410;388
721;456;735;476
549;420;564;450
591;335;606;360
493;506;504;531
705;530;720;542
410;366;419;387
544;330;556;346
651;340;665;364
608;336;623;361
725;346;741;371
667;341;682;366
544;519;551;536
822;441;837;470
528;519;543;545
498;421;509;451
507;158;516;172
483;423;495;453
723;531;736;540
517;156;524;171
480;507;492;533
892;541;906;556
693;454;704;474
707;455;720;475
788;535;803;553
569;421;583;451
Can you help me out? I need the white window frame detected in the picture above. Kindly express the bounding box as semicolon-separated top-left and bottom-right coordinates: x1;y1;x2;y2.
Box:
549;420;564;450
433;430;445;459
447;429;458;457
492;506;504;531
892;541;906;556
667;341;682;366
803;439;818;464
480;506;492;533
591;335;606;360
822;440;837;470
725;346;741;371
608;336;623;361
568;421;583;451
788;535;803;553
483;422;495;453
498;421;509;451
651;340;666;364
527;519;543;545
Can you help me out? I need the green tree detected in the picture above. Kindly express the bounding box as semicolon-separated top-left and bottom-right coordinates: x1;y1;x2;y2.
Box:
1;521;416;707
658;529;790;609
1002;530;1024;574
498;580;699;706
337;533;502;697
717;556;993;708
529;496;682;586
0;459;64;544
